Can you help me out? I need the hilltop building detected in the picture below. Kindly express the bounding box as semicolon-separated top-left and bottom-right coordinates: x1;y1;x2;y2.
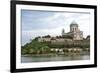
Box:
62;21;83;40
38;21;83;42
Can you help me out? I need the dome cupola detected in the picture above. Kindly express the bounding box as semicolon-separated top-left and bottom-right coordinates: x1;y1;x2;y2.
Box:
70;21;78;27
70;21;78;32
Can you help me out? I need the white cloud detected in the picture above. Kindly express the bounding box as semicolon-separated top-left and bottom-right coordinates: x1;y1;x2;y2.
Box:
22;11;90;45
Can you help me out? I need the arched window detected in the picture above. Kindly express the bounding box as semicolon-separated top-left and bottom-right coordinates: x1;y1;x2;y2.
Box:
75;28;76;31
73;28;74;31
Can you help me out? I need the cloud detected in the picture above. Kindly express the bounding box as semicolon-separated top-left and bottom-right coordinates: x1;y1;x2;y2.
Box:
21;10;90;45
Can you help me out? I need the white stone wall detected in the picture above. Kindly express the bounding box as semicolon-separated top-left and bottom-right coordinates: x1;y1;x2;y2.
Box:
38;38;51;42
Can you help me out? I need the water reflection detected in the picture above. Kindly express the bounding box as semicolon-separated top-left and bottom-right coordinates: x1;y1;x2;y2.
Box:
21;55;90;63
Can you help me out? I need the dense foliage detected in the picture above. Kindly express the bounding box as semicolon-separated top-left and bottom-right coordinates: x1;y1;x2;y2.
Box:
21;37;90;55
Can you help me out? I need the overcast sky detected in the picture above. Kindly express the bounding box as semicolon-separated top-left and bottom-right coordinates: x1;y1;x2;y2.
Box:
21;9;90;46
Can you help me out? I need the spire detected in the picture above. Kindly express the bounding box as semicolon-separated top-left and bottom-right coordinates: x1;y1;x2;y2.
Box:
62;28;65;33
62;28;65;35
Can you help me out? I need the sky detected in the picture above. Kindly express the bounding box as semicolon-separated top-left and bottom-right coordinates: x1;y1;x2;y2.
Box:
21;9;90;46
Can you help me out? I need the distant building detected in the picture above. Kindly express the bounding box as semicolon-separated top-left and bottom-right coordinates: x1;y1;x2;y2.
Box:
38;37;51;42
62;21;83;40
38;21;84;42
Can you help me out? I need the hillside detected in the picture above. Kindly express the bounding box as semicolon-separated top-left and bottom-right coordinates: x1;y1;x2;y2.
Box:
21;37;90;55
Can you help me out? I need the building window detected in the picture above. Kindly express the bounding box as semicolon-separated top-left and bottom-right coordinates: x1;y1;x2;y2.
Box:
73;28;74;31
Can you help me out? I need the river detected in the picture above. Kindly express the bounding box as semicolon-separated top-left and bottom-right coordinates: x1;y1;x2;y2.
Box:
21;55;90;63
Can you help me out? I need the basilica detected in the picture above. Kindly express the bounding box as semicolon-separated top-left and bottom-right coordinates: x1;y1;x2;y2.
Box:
38;21;84;43
62;21;83;40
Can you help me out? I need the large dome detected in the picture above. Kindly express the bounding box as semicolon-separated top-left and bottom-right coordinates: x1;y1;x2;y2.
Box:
70;21;78;27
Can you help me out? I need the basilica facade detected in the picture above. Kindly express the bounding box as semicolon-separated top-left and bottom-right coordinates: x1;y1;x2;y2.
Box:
62;21;83;40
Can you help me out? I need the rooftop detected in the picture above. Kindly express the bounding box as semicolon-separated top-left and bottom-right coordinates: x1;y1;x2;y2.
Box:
70;21;78;27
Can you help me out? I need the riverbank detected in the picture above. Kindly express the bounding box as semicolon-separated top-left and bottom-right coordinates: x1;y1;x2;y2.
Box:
22;51;90;57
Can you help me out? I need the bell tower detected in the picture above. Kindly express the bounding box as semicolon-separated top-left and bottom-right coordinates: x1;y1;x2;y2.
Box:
70;21;78;32
62;28;65;35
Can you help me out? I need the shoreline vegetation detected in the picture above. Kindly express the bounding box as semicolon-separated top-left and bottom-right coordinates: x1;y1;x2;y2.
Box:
21;36;90;57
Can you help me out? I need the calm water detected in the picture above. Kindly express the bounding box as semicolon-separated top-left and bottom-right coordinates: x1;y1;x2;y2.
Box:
21;55;90;63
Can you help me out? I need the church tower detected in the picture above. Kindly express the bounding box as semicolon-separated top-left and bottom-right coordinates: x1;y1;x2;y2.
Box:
61;21;83;40
62;28;65;35
70;21;83;40
70;21;78;32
